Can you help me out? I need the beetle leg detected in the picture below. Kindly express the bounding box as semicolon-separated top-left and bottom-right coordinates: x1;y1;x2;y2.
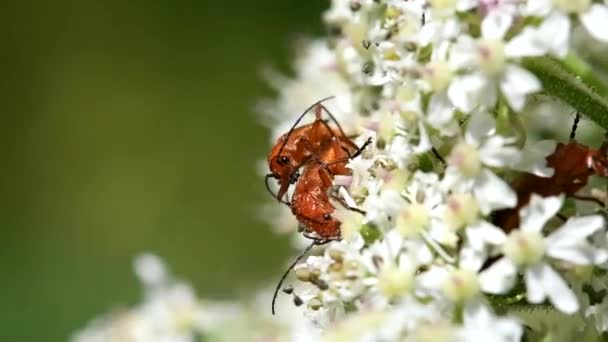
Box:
266;173;291;205
328;185;367;215
571;194;605;207
432;147;446;165
350;136;373;159
570;111;581;141
317;167;334;189
324;136;372;167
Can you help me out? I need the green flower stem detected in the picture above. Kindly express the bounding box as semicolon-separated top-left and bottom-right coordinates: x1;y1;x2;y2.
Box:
561;53;608;98
522;56;608;130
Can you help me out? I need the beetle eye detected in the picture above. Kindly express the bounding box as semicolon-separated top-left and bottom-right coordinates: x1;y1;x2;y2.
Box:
279;156;290;165
323;214;331;221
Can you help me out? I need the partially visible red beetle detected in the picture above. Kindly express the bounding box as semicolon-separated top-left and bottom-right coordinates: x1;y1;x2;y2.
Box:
266;97;359;204
494;113;608;231
270;134;371;315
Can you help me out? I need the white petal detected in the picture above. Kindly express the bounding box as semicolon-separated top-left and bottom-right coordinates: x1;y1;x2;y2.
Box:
460;245;486;272
449;36;478;70
505;27;547;57
581;4;608;43
519;194;563;233
417;22;439;46
413;241;435;265
463;300;492;326
524;263;546;304
388;136;415;169
547;245;603;265
505;12;570;58
449;74;496;112
465;111;495;146
427;92;455;127
466;220;507;249
479;258;517;294
537;263;579;313
417;266;449;291
538;12;570;57
385;229;405;255
462;301;524;341
473;169;517;214
479;136;521;168
414;120;432;153
514;140;556;177
499;64;541;111
481;11;513;40
546;215;604;246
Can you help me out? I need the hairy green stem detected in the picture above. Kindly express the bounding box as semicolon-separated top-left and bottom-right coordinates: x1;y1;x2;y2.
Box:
522;57;608;130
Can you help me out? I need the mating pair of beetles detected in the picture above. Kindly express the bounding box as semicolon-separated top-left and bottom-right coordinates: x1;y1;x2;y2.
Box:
265;96;370;314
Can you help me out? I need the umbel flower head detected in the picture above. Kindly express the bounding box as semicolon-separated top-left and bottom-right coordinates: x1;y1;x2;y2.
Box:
259;0;608;340
74;0;608;341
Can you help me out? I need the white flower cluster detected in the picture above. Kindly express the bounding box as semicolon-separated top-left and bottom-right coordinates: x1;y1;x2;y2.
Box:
73;1;608;341
71;254;241;342
72;254;329;341
260;0;608;340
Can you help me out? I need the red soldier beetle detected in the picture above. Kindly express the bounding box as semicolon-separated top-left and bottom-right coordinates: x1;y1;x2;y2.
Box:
494;113;608;232
266;96;360;204
271;135;372;315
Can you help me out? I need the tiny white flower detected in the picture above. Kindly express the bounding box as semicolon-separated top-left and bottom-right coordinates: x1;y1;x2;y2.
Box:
580;4;608;43
505;12;570;58
457;301;523;342
480;195;607;313
396;171;459;251
442;112;519;213
447;12;542;111
134;253;168;289
526;0;608;43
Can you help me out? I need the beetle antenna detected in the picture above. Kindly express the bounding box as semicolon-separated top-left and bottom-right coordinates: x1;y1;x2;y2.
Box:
319;104;348;139
271;241;316;315
277;96;336;155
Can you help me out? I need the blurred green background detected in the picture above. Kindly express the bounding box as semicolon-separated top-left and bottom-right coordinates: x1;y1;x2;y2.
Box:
1;1;325;340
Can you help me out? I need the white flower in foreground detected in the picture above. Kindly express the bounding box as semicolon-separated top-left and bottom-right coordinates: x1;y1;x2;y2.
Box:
418;264;481;303
395;171;456;248
448;12;542;111
73;253;208;342
459;219;507;271
480;195;608;313
360;231;417;303
525;0;608;43
456;301;522;342
505;12;571;58
442;111;520;214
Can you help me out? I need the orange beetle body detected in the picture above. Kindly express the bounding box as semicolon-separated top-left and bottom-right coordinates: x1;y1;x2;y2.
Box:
290;136;358;241
268;98;371;315
266;97;358;203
